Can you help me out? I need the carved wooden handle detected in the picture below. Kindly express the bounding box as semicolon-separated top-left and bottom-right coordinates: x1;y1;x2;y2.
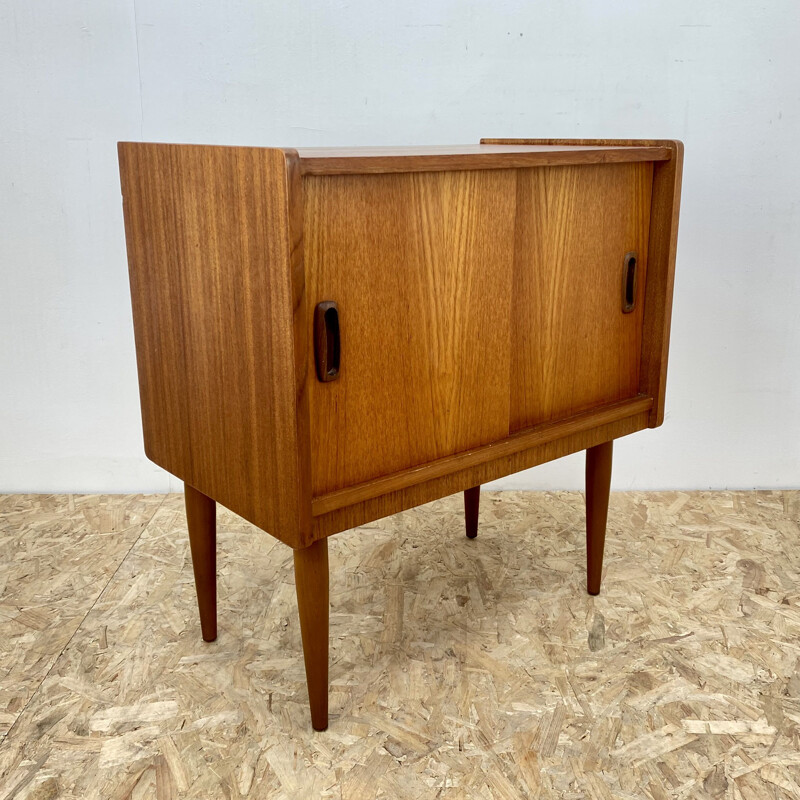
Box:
314;301;341;382
622;252;638;313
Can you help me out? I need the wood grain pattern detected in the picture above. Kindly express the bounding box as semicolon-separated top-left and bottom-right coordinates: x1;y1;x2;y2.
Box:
118;138;683;736
120;141;680;543
510;162;653;429
304;170;517;496
295;143;670;175
118;143;310;548
482;138;683;427
305;162;655;507
311;409;651;538
283;149;314;543
311;396;652;518
640;144;684;426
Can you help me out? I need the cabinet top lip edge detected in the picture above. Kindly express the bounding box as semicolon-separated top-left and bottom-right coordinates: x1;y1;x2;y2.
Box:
117;141;676;175
297;143;674;174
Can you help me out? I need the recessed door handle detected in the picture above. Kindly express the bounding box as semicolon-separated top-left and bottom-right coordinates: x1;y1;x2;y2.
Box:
314;301;340;382
622;252;638;313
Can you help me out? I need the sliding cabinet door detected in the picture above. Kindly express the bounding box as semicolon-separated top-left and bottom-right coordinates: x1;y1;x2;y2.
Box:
510;162;653;431
305;170;516;495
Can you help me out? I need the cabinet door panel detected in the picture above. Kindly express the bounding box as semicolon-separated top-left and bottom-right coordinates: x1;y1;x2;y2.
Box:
305;171;516;495
510;163;653;430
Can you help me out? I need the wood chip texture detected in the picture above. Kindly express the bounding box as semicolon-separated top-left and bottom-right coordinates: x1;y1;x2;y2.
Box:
1;490;799;799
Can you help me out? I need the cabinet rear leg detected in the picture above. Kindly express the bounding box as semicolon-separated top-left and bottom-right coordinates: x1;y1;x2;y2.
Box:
464;486;480;539
585;441;613;596
184;483;217;642
294;538;329;731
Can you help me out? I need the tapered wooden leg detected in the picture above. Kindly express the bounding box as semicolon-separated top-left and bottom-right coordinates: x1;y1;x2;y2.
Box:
585;440;613;596
294;538;329;731
184;483;217;642
464;485;480;539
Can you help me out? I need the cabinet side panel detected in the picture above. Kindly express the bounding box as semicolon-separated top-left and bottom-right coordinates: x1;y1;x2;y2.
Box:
510;162;653;429
118;143;305;545
640;143;683;426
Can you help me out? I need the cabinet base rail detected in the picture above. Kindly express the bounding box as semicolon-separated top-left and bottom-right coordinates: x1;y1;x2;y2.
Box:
312;395;650;516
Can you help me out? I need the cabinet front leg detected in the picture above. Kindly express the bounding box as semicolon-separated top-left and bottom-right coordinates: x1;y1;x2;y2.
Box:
464;486;480;539
294;538;329;731
585;440;613;596
184;483;217;642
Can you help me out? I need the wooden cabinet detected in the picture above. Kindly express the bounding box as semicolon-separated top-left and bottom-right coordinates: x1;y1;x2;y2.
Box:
119;139;683;730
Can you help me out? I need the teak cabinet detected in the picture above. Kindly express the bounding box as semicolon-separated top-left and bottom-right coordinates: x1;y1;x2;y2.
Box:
118;139;683;731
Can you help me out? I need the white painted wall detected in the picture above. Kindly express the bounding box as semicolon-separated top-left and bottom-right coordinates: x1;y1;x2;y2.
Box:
2;1;799;493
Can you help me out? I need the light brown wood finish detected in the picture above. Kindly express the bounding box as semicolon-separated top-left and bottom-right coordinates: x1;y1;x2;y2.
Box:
639;145;683;426
510;163;652;428
284;149;315;542
311;409;651;538
483;138;683;427
118;143;311;548
305;163;655;502
305;169;517;496
119;139;682;731
296;143;670;175
585;440;614;595
311;395;652;518
184;483;217;642
293;538;329;731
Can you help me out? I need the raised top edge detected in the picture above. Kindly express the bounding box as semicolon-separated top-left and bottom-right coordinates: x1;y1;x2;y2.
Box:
295;143;672;175
117;141;674;175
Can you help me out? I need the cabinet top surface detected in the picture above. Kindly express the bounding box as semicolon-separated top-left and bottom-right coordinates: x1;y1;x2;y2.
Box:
294;143;672;174
295;143;659;157
119;140;676;175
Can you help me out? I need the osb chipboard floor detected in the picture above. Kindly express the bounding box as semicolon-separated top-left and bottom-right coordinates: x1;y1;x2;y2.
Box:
1;491;799;799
